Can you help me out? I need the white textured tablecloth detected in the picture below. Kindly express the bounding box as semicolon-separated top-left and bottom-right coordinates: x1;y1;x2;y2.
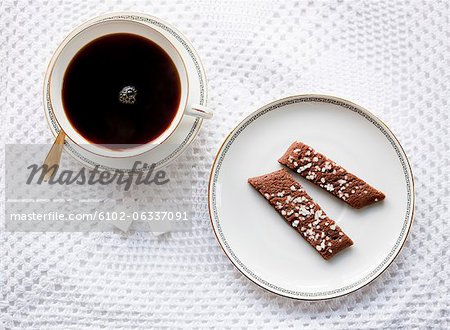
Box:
1;0;449;329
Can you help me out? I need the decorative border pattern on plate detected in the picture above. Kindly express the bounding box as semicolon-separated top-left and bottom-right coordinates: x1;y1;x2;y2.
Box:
210;96;413;299
45;14;206;172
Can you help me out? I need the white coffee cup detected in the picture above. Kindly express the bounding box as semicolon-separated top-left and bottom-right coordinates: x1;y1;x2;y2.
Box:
46;16;211;158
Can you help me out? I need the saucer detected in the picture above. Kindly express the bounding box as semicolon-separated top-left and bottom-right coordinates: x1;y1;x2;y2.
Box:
44;13;207;172
209;95;414;300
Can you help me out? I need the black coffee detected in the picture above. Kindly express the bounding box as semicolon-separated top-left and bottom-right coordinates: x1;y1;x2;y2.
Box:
62;33;181;148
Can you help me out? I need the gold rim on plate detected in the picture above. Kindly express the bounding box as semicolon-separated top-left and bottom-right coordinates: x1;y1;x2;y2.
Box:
208;94;415;301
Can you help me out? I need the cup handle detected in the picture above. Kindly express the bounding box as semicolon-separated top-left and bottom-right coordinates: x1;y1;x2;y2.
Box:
186;104;213;119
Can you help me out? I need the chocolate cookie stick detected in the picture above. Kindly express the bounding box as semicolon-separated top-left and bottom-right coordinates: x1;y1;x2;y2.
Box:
248;169;353;260
279;141;385;208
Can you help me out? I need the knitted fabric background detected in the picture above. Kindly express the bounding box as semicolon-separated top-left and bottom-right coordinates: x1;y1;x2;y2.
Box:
1;0;449;329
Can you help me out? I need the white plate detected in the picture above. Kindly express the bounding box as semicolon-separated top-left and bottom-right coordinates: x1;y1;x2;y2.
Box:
44;13;207;171
209;95;414;300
